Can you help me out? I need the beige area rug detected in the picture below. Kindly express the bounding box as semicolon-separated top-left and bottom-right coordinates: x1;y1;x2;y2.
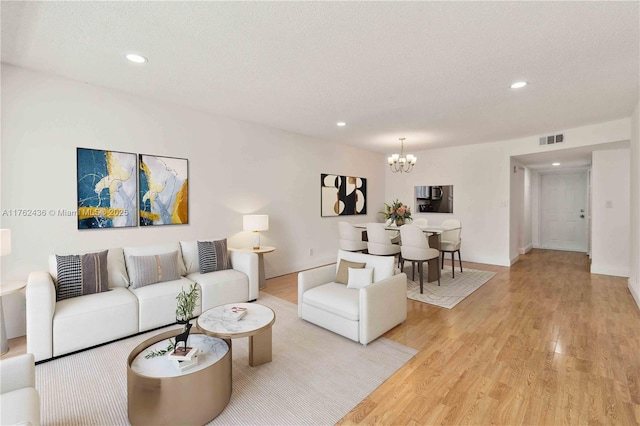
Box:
36;293;417;425
404;266;496;309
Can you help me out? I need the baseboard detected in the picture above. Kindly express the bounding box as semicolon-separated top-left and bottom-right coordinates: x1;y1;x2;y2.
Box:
590;264;630;277
629;278;640;311
519;244;533;255
532;243;541;249
510;254;520;265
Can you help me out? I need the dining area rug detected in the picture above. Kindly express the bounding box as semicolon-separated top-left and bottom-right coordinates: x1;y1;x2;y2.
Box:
404;267;496;309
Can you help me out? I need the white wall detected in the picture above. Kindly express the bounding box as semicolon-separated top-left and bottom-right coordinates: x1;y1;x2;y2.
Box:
0;65;386;338
385;118;631;267
591;149;631;277
522;167;532;253
629;102;640;309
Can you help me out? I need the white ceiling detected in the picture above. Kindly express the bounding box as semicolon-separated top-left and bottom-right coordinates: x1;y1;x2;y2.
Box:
1;1;638;155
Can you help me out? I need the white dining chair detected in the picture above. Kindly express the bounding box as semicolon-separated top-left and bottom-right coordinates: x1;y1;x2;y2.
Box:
366;223;401;266
400;224;440;292
338;222;368;253
440;219;463;278
411;218;429;228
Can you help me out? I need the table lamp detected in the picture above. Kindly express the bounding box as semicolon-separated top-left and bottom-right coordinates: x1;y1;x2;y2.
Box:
0;229;10;256
243;215;269;250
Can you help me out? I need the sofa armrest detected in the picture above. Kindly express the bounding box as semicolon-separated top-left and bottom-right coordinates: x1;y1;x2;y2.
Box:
0;353;35;393
229;250;259;301
26;271;56;362
359;272;407;345
297;264;336;316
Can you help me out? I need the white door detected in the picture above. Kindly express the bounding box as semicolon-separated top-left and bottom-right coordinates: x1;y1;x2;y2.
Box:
540;171;588;252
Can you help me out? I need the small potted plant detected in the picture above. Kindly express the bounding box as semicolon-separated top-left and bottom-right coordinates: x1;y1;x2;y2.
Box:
145;282;199;359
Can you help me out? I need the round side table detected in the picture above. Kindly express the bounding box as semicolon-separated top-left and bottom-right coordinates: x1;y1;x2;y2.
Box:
234;246;275;289
0;281;26;355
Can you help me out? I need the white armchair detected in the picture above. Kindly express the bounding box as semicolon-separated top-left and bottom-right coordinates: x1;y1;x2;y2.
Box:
298;250;407;345
0;353;41;426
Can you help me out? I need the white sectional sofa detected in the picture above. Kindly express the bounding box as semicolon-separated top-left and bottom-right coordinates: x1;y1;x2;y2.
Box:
26;240;259;362
0;353;40;425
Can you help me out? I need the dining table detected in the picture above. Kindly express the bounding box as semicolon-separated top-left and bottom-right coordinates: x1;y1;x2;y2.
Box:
353;223;454;284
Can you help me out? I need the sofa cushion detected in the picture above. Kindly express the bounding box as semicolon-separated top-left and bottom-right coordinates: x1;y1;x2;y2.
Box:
302;282;359;321
124;243;186;281
346;267;374;290
337;249;395;282
186;269;249;309
53;287;139;356
197;239;230;273
335;259;366;285
55;250;110;301
127;251;181;289
49;247;129;288
129;277;202;332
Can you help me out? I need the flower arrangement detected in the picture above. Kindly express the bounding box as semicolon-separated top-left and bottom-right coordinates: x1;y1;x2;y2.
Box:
382;199;412;226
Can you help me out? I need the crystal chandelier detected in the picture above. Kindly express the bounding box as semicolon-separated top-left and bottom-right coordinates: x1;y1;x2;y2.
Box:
387;138;417;173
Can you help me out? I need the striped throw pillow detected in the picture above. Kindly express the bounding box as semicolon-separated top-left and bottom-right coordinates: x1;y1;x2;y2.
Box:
128;251;181;289
198;239;230;274
55;250;109;301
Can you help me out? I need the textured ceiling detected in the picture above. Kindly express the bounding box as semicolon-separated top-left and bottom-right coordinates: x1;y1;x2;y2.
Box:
1;1;639;155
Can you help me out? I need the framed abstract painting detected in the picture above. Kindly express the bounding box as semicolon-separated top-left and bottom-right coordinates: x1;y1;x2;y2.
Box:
77;148;138;229
321;174;367;217
139;154;189;226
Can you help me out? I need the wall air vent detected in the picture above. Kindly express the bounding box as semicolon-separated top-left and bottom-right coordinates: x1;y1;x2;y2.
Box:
539;133;565;145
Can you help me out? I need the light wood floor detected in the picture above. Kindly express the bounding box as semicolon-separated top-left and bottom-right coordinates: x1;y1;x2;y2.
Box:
4;250;639;424
265;250;640;425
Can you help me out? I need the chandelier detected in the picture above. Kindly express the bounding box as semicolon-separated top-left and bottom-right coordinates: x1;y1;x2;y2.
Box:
387;138;417;173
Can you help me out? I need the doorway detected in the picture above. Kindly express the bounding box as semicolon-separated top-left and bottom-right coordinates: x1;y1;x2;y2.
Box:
539;171;589;252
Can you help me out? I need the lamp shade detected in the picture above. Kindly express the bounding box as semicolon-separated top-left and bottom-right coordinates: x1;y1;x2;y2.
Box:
243;215;269;232
0;229;11;256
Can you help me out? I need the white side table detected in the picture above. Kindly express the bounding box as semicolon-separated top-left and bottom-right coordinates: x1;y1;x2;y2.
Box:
234;246;275;289
0;280;26;355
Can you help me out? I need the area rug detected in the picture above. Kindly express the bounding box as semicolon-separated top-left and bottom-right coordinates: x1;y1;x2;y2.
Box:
404;266;496;309
35;293;417;425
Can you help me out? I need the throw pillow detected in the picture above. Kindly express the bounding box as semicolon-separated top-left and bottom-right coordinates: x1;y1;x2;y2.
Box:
335;259;366;284
346;267;374;289
55;250;109;301
197;239;230;274
128;251;181;289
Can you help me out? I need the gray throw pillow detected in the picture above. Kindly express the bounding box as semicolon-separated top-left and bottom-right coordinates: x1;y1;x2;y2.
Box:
55;250;109;301
128;251;181;289
198;239;231;274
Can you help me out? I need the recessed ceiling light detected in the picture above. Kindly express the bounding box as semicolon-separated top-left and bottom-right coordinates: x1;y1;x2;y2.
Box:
125;53;148;64
552;162;560;166
336;122;346;127
510;81;528;89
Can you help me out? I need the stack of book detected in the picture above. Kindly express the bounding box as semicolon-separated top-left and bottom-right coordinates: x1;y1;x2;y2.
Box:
224;306;247;321
168;346;199;371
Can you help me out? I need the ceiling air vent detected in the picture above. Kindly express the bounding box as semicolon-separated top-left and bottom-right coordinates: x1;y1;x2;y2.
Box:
539;133;565;145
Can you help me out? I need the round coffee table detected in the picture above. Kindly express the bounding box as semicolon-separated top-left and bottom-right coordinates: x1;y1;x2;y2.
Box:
127;329;231;425
197;303;275;367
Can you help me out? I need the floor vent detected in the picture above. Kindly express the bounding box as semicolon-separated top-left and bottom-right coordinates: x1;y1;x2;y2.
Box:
539;133;565;145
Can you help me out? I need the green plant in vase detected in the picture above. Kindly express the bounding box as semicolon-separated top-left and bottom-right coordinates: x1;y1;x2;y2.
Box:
145;282;199;359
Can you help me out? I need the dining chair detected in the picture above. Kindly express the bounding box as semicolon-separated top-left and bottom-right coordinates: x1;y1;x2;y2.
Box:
440;219;463;278
366;223;401;266
411;218;429;228
338;222;368;253
399;224;440;292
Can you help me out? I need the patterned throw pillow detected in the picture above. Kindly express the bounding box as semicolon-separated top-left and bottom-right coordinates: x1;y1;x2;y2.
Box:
55;250;109;301
198;239;230;274
128;251;181;289
335;259;366;285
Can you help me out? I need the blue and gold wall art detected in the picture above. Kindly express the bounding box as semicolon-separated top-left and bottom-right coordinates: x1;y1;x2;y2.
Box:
139;154;189;226
321;174;367;217
77;148;138;229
